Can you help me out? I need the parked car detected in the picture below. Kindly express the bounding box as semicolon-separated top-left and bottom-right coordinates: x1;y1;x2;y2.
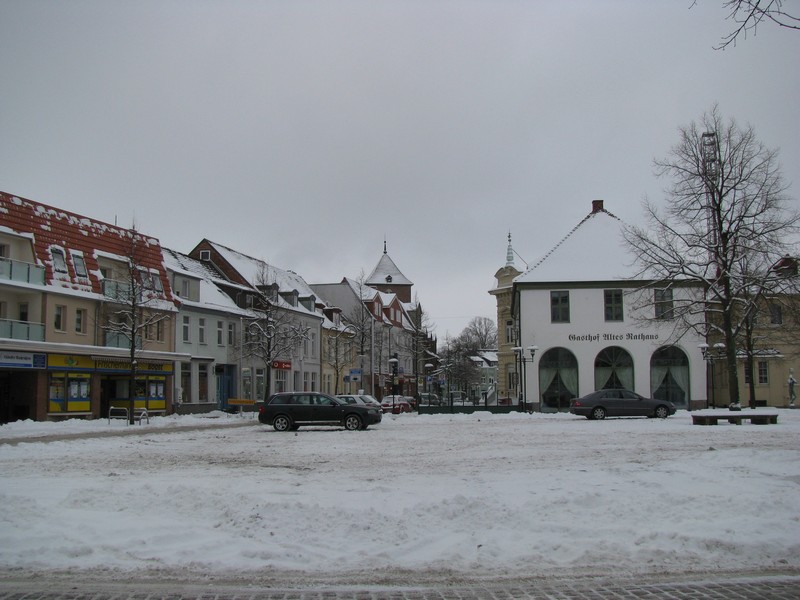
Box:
336;394;382;410
259;392;382;431
418;392;440;406
380;395;412;414
569;389;676;420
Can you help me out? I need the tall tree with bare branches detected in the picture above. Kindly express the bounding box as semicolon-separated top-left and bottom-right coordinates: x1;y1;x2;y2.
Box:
624;106;799;406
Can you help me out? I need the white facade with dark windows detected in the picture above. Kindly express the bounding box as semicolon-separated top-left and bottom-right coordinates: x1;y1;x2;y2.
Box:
510;201;707;412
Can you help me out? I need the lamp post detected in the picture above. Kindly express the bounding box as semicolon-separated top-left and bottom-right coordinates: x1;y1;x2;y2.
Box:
388;354;399;413
512;346;538;412
699;342;725;409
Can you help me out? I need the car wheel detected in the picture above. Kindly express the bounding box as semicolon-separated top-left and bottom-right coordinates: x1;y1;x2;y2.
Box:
273;414;293;432
591;406;606;420
654;405;670;419
344;414;362;431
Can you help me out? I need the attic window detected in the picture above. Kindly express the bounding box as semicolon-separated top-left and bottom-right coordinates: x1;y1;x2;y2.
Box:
385;275;392;283
200;250;211;261
72;253;87;278
51;248;68;273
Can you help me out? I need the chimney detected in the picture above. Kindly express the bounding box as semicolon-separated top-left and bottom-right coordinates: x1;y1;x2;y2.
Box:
592;200;604;213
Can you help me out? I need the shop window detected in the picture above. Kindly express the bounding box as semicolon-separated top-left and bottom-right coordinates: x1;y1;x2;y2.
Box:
275;369;287;394
604;289;623;322
181;362;191;403
199;363;208;401
49;373;90;413
256;368;265;400
242;367;252;399
550;291;570;323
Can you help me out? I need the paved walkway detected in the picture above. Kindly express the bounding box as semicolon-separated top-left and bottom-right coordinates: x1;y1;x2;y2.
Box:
2;574;799;599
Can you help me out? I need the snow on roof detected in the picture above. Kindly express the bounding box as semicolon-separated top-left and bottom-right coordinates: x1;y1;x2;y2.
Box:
343;277;379;301
515;202;636;284
206;241;316;298
366;248;413;287
162;248;250;315
1;191;172;297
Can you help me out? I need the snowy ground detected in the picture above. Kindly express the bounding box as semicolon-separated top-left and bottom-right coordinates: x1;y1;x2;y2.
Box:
1;409;799;587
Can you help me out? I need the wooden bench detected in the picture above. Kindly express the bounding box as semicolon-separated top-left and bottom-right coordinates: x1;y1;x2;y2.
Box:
692;412;778;426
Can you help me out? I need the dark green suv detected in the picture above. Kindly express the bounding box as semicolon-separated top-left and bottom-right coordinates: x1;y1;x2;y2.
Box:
258;392;382;431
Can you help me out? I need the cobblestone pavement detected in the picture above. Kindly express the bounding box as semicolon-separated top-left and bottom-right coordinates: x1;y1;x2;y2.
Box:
2;574;799;599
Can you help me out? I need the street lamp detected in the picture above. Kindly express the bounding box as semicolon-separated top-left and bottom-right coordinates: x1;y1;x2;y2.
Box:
699;342;725;409
388;354;399;413
513;345;538;412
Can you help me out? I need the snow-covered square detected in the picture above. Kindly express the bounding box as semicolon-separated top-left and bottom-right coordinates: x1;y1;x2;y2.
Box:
1;409;799;587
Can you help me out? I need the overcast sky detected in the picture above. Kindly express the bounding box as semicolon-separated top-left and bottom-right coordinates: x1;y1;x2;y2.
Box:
1;1;798;339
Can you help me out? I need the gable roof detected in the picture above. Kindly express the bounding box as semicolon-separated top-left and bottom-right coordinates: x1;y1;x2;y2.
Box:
162;247;249;314
515;201;634;284
0;191;172;297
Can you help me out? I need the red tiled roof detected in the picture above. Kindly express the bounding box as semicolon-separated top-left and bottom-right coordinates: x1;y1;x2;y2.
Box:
0;191;172;297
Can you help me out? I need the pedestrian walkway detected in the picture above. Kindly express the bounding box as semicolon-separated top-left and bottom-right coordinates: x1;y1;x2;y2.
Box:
2;574;799;600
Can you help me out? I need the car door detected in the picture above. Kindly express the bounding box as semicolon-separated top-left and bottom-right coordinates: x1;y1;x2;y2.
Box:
620;390;649;416
311;394;343;424
602;390;624;416
290;394;315;423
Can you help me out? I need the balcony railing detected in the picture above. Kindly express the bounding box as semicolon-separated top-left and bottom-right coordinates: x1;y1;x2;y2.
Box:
105;331;142;349
0;257;46;286
102;279;132;301
0;318;45;342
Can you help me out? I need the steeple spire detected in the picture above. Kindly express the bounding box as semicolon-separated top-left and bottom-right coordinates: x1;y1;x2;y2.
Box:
505;231;516;267
383;238;387;254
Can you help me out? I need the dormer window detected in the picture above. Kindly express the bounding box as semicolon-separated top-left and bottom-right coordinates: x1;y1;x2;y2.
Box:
200;250;211;261
51;248;68;273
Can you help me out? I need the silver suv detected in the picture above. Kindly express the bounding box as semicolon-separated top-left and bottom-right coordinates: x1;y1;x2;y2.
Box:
258;392;382;431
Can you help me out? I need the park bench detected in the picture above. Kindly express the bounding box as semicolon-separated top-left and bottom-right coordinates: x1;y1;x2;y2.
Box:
691;412;778;426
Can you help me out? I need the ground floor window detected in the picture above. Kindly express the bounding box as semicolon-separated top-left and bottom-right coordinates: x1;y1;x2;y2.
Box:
275;369;287;393
48;372;90;413
242;368;252;399
650;346;689;407
539;348;578;413
595;346;634;390
181;362;191;403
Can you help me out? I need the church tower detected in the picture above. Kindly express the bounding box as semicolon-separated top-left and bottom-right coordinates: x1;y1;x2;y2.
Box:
366;241;414;303
489;233;522;404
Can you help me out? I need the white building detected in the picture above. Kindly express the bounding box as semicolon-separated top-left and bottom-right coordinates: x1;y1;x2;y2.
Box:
511;200;707;412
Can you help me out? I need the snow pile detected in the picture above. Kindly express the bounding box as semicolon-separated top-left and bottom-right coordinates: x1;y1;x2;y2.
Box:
1;410;798;586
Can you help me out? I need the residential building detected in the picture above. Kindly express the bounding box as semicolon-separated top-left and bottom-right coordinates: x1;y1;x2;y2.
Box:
0;191;182;423
188;240;323;400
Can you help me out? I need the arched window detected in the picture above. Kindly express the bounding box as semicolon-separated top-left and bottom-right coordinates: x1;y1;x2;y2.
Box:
650;346;689;407
594;346;634;391
538;348;578;413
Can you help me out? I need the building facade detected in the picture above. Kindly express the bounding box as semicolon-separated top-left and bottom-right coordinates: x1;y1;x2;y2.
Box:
1;192;183;423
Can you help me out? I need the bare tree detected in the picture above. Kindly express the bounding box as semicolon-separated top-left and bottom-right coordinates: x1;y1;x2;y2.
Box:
101;231;171;424
624;106;799;406
708;0;800;49
238;264;310;400
324;323;356;395
344;272;377;393
460;316;498;350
